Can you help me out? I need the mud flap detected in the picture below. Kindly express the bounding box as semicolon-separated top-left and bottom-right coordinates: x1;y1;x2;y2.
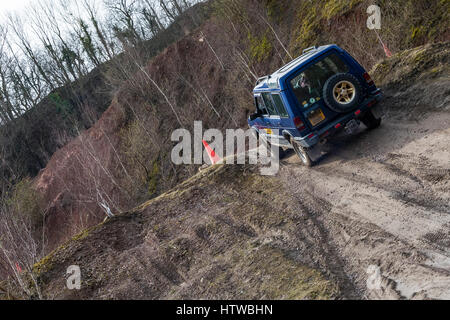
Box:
371;103;384;119
306;144;325;162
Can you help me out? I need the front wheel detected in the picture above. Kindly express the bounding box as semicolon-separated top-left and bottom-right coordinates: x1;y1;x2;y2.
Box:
291;138;313;167
361;110;381;130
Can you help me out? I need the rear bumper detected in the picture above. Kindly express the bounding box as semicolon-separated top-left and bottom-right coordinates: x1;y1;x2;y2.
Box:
294;89;383;148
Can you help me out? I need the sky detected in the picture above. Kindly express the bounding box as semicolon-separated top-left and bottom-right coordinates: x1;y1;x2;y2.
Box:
0;0;32;25
0;0;104;44
0;0;106;25
0;0;31;14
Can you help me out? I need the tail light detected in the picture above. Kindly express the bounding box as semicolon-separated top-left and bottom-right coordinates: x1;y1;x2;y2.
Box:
293;117;305;131
363;72;374;86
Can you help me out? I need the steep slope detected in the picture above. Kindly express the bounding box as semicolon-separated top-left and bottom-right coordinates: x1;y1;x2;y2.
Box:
33;19;245;251
0;68;111;181
31;0;450;254
0;1;211;183
14;42;450;300
34;99;127;248
32;165;339;300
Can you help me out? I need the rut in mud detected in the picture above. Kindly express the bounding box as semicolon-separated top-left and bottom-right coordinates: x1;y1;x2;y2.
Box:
4;42;449;300
278;109;450;299
276;42;450;298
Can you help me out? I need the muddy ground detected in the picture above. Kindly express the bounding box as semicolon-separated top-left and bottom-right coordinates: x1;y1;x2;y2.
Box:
2;42;449;300
274;43;450;299
278;110;449;299
273;43;450;299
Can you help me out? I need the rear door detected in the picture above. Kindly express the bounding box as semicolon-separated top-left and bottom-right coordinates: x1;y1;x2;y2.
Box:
287;51;350;131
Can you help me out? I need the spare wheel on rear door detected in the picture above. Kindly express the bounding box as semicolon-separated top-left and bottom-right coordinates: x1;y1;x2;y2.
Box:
323;73;363;113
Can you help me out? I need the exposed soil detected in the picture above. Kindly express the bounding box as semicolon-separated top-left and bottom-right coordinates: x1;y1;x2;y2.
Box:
31;165;340;300
6;42;449;300
276;42;450;299
279;109;450;299
34;100;127;249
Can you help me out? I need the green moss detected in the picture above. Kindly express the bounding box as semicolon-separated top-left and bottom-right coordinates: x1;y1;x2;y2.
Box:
147;160;160;196
212;0;249;25
209;244;338;299
370;42;450;87
32;252;55;276
32;223;102;277
295;5;319;50
48;92;73;118
264;0;286;22
71;225;95;242
411;26;426;41
322;0;363;20
223;195;233;203
405;0;449;45
248;30;273;63
7;178;44;227
290;0;362;53
430;66;442;73
255;248;336;300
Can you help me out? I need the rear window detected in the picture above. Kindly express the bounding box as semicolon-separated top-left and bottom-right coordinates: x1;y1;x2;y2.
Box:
290;53;349;108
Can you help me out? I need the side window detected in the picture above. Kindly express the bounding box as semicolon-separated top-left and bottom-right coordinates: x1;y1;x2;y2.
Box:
261;92;277;115
255;95;268;115
271;94;289;117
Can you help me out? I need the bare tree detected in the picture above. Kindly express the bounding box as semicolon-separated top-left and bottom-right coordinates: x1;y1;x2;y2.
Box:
141;0;165;36
82;0;117;60
7;14;54;89
105;0;142;46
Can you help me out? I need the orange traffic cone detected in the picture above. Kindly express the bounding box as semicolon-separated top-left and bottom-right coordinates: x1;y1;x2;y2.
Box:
202;140;222;164
383;43;392;58
374;30;392;58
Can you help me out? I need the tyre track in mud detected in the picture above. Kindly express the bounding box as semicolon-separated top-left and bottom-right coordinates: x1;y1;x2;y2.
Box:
277;110;450;299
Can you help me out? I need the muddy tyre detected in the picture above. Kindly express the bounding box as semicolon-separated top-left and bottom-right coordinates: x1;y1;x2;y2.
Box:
323;73;363;113
361;110;381;130
291;138;313;167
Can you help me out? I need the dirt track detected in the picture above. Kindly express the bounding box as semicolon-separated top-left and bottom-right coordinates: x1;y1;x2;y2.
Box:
277;104;450;298
268;42;450;299
8;43;448;301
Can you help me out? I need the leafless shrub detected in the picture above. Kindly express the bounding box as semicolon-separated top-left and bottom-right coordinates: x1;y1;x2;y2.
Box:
0;179;46;299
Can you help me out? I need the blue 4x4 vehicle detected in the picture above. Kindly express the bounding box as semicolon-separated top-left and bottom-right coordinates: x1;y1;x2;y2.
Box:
248;45;383;166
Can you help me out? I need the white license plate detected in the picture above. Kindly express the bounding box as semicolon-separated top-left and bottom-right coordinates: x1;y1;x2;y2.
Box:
345;119;360;134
